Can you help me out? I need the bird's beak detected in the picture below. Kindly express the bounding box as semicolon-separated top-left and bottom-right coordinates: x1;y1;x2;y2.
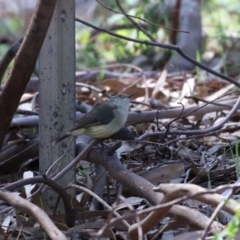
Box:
127;93;134;98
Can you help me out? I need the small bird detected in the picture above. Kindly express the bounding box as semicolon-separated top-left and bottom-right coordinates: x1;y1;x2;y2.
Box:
53;94;132;145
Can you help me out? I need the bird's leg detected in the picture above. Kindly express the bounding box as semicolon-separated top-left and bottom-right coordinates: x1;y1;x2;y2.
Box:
96;139;109;149
95;140;122;156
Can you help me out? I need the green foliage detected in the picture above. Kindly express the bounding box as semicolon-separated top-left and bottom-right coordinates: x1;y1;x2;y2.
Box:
213;207;240;240
75;0;240;69
76;41;102;69
75;0;170;69
202;0;240;56
202;0;240;36
235;137;239;178
77;168;87;178
1;1;240;71
0;17;23;36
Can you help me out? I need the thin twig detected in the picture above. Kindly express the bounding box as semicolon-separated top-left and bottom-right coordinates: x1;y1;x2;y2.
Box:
53;139;97;181
201;189;234;239
75;17;240;88
96;0;188;33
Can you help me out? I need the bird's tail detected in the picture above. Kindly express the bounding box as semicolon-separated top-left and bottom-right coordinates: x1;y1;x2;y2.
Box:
52;133;71;146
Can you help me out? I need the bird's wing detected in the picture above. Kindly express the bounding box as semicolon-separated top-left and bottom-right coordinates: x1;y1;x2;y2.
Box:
72;103;116;130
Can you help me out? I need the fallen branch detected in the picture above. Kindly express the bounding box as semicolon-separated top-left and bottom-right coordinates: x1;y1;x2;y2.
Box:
0;190;66;240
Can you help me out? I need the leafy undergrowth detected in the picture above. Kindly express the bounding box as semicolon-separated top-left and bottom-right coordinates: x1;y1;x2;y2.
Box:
1;64;240;239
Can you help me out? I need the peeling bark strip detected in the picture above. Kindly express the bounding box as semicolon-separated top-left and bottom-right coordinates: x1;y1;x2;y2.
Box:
0;0;57;151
